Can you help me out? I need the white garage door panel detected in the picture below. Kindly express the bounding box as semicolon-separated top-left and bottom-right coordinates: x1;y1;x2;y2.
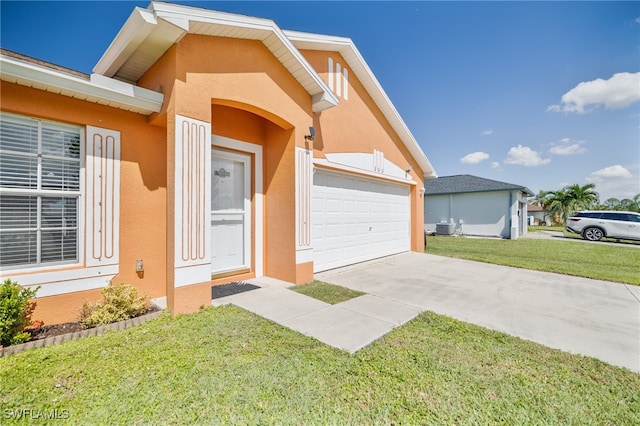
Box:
312;170;410;272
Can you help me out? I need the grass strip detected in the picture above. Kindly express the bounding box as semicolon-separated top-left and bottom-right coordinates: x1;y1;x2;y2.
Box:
289;280;365;304
426;236;640;285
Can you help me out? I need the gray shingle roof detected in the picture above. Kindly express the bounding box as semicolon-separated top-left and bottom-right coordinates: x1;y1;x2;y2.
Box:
424;174;533;196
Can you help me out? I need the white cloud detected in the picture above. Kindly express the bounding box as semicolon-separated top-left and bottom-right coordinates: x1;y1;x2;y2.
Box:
548;72;640;113
504;145;550;167
587;165;633;181
549;138;587;155
635;16;640;24
491;161;500;169
460;151;490;164
482;129;493;136
587;165;639;199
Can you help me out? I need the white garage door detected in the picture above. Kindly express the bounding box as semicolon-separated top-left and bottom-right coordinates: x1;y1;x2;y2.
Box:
312;170;411;272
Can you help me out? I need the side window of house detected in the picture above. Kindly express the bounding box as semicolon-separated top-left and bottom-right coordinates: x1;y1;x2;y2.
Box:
0;113;81;269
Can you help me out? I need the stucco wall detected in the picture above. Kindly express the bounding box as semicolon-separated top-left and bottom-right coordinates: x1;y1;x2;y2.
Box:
0;81;168;324
425;191;513;238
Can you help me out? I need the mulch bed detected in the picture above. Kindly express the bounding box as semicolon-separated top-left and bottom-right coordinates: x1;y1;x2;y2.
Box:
27;305;161;342
2;306;163;358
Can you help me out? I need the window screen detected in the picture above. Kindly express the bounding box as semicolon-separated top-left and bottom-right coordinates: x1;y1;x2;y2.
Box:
0;113;81;268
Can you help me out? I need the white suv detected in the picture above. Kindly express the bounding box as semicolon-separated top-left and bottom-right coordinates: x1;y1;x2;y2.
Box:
566;211;640;241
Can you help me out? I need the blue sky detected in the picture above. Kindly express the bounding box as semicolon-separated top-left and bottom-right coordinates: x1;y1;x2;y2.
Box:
2;1;639;201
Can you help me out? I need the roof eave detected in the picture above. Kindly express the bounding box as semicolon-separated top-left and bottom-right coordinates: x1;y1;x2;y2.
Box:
93;7;159;77
1;54;163;114
93;1;337;113
426;187;534;196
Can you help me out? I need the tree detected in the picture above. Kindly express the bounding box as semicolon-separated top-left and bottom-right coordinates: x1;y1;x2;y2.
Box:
604;198;620;210
546;188;573;225
544;183;599;225
565;183;599;213
600;194;639;212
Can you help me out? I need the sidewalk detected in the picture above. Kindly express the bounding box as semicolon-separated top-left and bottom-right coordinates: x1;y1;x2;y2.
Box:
211;276;420;353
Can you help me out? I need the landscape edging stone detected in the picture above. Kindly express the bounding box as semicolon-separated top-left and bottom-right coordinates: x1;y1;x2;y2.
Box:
0;311;163;358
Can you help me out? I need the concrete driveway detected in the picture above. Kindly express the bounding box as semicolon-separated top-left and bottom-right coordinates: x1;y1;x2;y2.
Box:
316;252;640;372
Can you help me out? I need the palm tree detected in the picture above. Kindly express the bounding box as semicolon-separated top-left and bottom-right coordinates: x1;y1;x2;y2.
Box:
532;190;551;208
565;183;599;214
546;188;573;225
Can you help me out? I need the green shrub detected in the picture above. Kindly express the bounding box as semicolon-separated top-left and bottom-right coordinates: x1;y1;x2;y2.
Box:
79;282;148;329
0;279;39;347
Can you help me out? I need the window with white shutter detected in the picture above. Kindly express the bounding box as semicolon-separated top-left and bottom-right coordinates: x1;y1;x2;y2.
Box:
0;113;81;269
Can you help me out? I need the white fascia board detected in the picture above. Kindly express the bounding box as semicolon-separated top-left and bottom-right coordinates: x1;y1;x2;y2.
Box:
270;30;338;112
286;30;437;178
1;55;163;114
93;7;159;77
151;2;337;112
89;73;164;106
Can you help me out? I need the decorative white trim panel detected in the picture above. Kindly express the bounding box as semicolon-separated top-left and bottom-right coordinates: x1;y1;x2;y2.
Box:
323;152;414;181
296;147;312;250
85;126;121;268
174;115;212;286
174;264;213;288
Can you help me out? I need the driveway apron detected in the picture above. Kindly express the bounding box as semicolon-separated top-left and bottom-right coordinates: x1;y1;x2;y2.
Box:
316;252;640;372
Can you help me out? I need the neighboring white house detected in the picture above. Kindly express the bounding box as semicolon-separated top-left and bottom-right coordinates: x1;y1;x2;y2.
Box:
424;175;533;239
527;204;547;225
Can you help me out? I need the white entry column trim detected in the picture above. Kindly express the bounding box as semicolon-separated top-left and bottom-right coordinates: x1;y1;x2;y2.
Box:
296;147;313;264
174;115;212;287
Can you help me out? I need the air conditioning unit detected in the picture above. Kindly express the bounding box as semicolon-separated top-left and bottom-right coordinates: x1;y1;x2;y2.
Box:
436;222;454;235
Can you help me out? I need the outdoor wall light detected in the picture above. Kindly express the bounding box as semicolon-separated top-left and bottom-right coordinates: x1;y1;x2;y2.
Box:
405;165;413;174
419;187;426;196
305;126;315;141
135;259;144;272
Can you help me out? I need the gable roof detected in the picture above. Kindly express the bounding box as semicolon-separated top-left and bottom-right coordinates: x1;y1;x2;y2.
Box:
424;175;534;196
93;2;435;178
93;1;338;112
285;31;437;179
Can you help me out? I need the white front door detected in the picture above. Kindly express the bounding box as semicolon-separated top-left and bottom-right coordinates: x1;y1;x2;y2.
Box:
211;150;251;273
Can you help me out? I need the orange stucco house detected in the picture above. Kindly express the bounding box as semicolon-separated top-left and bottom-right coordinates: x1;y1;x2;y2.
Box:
0;2;436;325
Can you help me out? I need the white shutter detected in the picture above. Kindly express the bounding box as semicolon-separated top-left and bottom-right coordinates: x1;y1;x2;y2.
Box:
85;126;120;268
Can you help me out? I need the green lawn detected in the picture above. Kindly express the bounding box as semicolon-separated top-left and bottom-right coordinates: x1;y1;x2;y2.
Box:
426;235;640;285
2;307;638;424
289;280;364;304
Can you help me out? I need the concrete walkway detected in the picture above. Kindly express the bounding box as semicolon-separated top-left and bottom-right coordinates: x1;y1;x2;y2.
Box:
212;276;420;353
212;253;640;372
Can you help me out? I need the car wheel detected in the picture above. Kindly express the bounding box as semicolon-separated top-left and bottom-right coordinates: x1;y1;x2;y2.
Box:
583;227;604;241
